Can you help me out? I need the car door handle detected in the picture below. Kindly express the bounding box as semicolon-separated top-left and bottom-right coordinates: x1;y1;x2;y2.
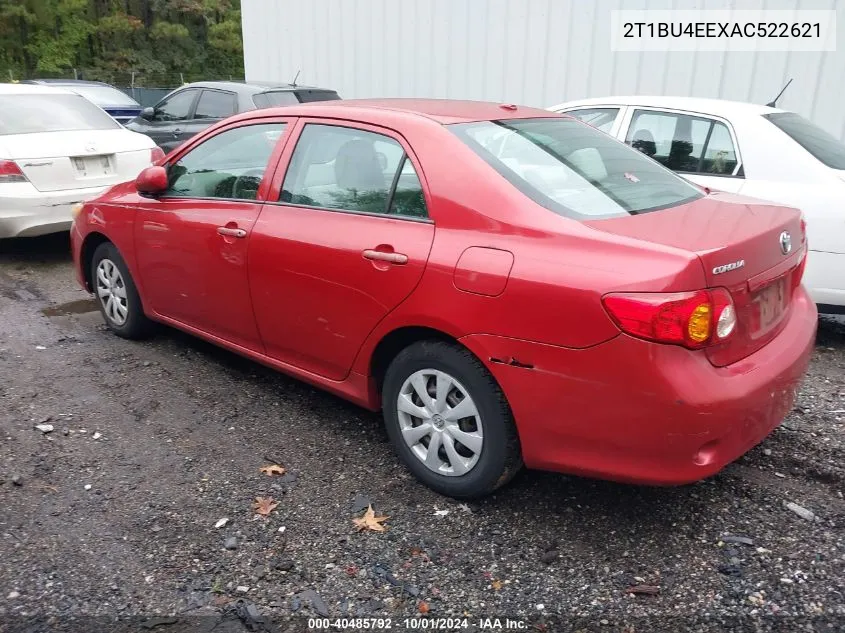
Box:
173;128;182;136
217;226;247;238
362;249;408;264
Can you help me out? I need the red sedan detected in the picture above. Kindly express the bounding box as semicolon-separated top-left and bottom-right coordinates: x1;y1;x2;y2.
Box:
70;100;817;498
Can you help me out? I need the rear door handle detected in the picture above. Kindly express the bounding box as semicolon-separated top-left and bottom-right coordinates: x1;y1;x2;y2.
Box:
217;226;247;238
362;249;408;265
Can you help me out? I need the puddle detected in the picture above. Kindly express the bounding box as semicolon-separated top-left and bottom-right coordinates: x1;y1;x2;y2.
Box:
42;299;98;317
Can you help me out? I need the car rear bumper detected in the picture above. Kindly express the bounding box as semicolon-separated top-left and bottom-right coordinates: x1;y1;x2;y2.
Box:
460;287;818;485
0;184;107;239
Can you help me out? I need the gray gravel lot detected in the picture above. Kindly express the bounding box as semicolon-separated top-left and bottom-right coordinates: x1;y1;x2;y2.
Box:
1;234;843;633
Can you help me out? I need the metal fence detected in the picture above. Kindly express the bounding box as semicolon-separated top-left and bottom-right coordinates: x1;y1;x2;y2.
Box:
118;87;172;107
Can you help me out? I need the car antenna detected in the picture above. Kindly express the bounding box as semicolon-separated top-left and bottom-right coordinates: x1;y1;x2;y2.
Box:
766;78;793;107
291;70;300;87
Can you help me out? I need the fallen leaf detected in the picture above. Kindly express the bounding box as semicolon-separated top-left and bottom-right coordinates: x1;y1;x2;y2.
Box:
491;579;503;591
418;601;429;614
625;584;660;596
259;464;286;476
253;497;279;516
352;504;388;532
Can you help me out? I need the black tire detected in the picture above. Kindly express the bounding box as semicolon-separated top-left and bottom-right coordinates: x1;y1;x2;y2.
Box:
90;242;152;340
382;340;522;499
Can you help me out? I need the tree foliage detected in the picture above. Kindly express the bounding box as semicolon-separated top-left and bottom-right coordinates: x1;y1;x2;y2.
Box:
0;0;244;85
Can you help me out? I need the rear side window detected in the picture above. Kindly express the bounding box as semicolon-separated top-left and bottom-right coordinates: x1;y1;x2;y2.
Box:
565;108;619;134
451;117;702;219
764;112;845;169
195;90;237;119
253;91;298;108
0;94;120;134
626;110;739;175
280;123;427;219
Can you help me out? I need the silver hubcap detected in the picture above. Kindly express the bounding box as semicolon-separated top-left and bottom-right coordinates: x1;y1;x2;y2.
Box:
397;369;483;477
95;259;128;326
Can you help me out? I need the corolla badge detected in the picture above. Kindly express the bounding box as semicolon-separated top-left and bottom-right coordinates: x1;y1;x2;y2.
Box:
712;259;745;275
779;231;792;255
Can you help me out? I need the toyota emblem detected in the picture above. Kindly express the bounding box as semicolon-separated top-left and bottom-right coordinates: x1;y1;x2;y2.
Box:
779;231;792;255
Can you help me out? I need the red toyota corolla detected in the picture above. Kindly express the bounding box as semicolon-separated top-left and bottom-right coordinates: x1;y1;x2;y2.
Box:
70;100;817;498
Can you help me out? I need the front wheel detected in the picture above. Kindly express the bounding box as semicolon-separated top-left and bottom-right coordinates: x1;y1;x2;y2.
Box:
382;340;522;498
91;242;152;340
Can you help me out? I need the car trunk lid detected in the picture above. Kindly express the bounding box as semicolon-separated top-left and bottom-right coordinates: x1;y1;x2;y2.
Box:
585;192;807;366
4;130;151;192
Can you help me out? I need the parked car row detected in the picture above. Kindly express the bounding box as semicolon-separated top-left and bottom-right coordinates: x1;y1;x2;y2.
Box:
0;78;838;498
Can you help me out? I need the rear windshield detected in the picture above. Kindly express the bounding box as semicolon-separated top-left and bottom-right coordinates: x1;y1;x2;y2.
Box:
0;94;121;135
451;117;702;219
64;84;139;107
764;112;845;169
294;89;341;103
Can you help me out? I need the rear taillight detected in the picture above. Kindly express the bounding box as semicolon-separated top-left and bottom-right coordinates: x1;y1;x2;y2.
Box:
602;288;736;350
0;160;27;183
150;147;166;164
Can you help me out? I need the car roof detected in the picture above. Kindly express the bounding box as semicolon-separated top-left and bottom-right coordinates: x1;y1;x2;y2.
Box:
24;79;111;87
0;82;77;96
235;98;557;125
181;80;335;94
549;95;787;118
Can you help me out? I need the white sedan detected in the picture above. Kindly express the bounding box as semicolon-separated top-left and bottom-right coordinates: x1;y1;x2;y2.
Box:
0;83;163;239
548;96;845;314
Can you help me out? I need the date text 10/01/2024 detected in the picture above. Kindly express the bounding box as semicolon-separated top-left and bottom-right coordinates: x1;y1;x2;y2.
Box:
307;618;528;630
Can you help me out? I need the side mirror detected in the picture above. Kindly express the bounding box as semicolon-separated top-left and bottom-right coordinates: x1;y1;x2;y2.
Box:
140;106;155;120
136;166;168;196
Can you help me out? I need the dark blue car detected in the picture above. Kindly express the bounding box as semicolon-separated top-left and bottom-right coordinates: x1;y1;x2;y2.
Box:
22;79;142;125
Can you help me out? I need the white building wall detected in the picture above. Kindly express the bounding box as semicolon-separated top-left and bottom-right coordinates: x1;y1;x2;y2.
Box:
242;0;845;140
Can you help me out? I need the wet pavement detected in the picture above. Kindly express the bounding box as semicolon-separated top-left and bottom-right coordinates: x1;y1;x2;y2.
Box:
1;234;843;632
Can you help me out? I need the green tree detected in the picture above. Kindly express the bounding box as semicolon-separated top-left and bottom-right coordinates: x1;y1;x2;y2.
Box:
0;0;244;85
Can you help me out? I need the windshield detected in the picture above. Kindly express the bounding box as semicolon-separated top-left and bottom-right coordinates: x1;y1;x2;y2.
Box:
764;112;845;170
63;84;139;107
0;94;121;135
451;118;702;219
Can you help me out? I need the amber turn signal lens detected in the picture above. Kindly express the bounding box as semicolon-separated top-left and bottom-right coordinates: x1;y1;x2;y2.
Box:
71;203;83;220
687;304;712;343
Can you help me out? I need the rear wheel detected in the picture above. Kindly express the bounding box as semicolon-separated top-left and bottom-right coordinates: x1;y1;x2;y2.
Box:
382;340;522;498
91;242;152;340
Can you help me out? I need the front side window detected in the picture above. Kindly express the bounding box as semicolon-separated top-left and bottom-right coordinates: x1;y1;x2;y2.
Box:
280;124;428;219
194;90;237;119
165;123;285;200
452;117;702;219
0;94;120;135
565;108;619;134
154;90;198;122
764;112;845;169
626;110;738;175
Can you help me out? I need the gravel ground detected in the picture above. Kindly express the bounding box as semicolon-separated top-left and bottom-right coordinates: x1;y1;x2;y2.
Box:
1;234;843;633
